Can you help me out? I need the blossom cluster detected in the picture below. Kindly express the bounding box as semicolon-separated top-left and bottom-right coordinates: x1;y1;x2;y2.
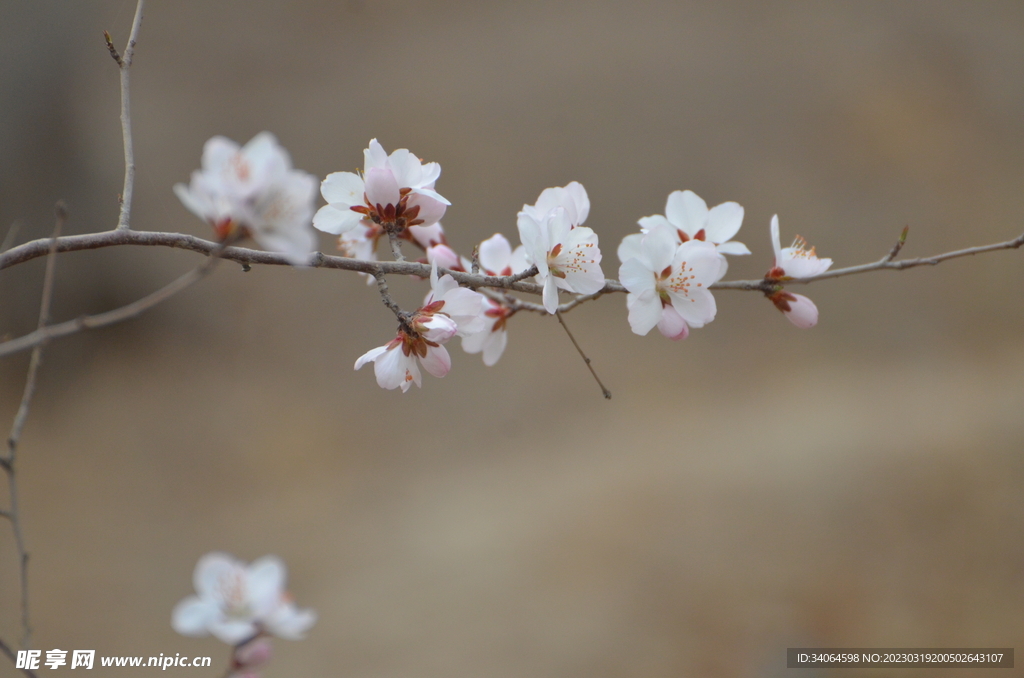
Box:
176;135;833;392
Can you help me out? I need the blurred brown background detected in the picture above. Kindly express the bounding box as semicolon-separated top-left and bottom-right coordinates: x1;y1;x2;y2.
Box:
1;1;1023;677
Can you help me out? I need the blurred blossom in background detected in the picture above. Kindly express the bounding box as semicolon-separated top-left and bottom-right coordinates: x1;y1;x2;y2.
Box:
1;2;1023;676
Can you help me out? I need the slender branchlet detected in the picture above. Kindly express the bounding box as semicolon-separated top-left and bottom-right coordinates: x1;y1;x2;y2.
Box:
555;311;611;400
2;203;65;650
109;0;145;230
0;636;39;678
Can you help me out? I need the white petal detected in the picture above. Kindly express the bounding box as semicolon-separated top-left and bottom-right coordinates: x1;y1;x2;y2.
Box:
666;190;708;237
618;257;656;295
407;192;447;227
640;224;677;273
201;136;240;173
194;552;241;601
542;276;560;314
617;233;645;264
313;204;362;235
354;344;388;371
715;241;751;256
705;201;744;245
208;619;259;646
668;288;717;328
481;329;508;366
770;215;782;266
246;556;286;617
637;214;674;236
171;597;218;637
373;345;412;390
626;288;663;336
264;603;317;640
321;171;364;206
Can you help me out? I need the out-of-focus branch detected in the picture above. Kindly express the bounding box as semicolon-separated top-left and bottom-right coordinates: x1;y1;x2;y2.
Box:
104;0;145;230
0;636;39;678
555;311;611;400
0;245;227;360
2;203;65;650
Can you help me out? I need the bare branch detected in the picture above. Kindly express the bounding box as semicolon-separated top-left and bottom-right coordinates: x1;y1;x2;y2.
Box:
555;311;611;400
714;231;1024;291
0;250;224;360
0;636;39;678
111;0;145;230
2;203;64;648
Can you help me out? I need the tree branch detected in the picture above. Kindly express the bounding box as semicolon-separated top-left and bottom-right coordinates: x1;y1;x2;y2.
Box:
0;636;39;678
108;0;145;230
2;203;65;649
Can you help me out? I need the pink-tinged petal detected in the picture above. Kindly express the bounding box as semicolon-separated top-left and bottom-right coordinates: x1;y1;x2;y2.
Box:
460;327;488;355
782;293;819;328
430;267;461;300
171;597;218;637
234;638;273;668
201;136;240;173
442;288;486;334
770;215;783;266
426;244;460;270
194;552;241;601
542;276;560;314
657;304;689;340
618;257;656;295
408;222;446;248
420;314;458;342
406;192;447;226
354;345;388;371
478;234;512;273
403;359;422;391
363;139;388;170
208;619;260;646
320;171;364;206
617;233;645;265
705;201;744;244
313;204;362;235
715;240;751;256
410;186;450;207
626;288;663;335
264;603;317;640
419;344;451;378
364;167;400;207
246;556;286;617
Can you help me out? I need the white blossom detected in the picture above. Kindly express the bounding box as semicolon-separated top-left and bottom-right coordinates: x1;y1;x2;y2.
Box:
172;552;316;645
314;139;449;238
174;133;318;265
638;189;750;257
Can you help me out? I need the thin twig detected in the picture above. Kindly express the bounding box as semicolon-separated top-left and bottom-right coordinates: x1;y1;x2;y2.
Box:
555;311;611;400
111;0;145;230
884;225;910;262
372;268;409;326
714;231;1024;291
2;204;65;649
386;230;405;262
0;636;39;678
0;244;227;360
